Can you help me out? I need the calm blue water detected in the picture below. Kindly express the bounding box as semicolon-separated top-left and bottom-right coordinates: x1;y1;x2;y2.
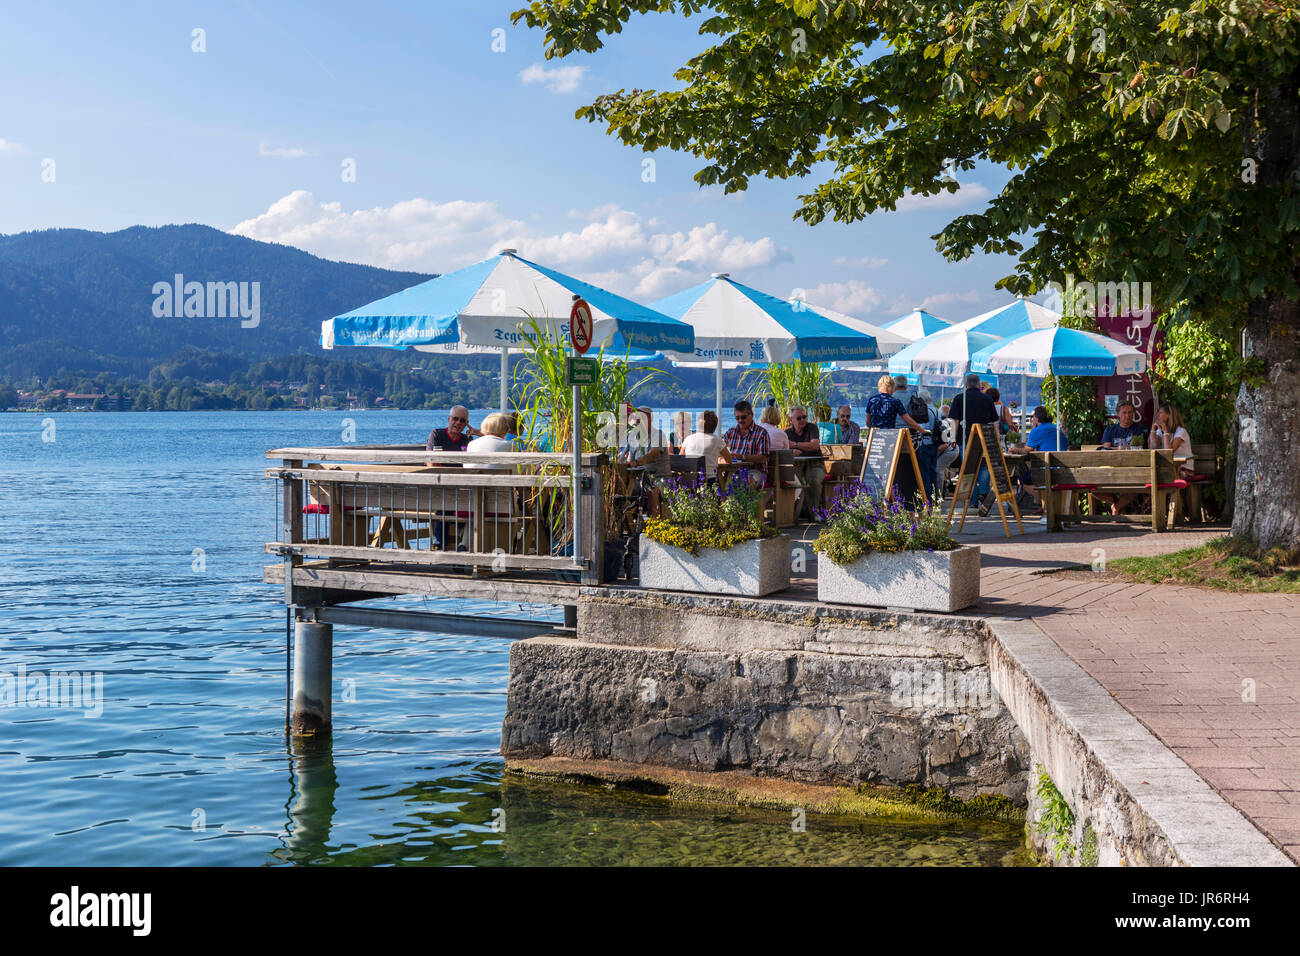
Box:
0;411;1024;866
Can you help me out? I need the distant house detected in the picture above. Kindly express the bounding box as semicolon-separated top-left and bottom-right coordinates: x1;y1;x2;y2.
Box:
16;391;39;409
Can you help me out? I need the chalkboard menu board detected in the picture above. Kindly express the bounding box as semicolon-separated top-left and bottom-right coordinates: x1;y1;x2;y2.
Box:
861;428;896;492
978;423;1012;498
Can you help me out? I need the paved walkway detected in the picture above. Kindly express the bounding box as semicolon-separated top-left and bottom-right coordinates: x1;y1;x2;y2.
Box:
953;518;1300;863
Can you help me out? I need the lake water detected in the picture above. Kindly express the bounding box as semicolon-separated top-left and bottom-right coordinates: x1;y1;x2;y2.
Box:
0;410;1024;866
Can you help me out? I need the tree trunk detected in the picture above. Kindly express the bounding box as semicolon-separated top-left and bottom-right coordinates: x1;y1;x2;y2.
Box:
1233;301;1300;550
1232;69;1300;552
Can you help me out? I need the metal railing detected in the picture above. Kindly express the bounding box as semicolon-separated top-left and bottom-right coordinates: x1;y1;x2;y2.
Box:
266;445;606;585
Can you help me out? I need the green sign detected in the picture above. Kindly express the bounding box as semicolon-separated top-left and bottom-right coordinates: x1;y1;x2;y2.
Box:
566;356;600;387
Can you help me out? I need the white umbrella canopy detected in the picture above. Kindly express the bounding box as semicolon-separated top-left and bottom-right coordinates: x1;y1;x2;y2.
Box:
651;274;881;418
322;249;693;410
948;296;1061;338
880;308;952;341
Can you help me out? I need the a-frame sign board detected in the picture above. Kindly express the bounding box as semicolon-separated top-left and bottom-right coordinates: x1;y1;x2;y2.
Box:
946;422;1024;537
860;428;928;505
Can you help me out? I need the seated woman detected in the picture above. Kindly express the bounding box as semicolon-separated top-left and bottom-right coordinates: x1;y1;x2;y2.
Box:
679;410;733;480
1150;403;1195;476
466;412;516;469
758;405;791;450
816;404;841;445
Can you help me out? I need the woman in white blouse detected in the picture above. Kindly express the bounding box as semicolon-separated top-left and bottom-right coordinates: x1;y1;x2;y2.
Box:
1149;403;1194;475
759;405;791;450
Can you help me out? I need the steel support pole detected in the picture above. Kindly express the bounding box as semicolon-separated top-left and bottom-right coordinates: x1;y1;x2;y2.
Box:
291;618;333;737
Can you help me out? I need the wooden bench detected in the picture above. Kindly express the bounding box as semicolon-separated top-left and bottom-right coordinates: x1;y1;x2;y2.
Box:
1180;443;1217;525
1026;449;1183;532
305;462;529;553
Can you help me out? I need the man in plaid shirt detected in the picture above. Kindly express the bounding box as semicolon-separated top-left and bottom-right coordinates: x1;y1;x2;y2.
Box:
723;399;770;466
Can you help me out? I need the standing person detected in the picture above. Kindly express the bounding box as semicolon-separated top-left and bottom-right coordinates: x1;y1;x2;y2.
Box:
891;375;916;429
1100;401;1146;448
724;399;770;468
947;373;998;510
865;375;926;431
913;388;944;504
680;410;732;479
758;405;791;450
835;405;861;445
785;406;824;519
1150;403;1194;475
987;388;1014;436
427;405;480;452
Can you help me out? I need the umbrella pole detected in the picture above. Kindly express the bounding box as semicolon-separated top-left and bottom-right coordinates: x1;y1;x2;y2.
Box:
715;359;723;423
499;347;509;414
1020;375;1027;434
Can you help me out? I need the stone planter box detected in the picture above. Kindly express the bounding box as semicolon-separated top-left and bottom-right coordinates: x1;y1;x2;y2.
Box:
817;545;980;613
639;534;791;597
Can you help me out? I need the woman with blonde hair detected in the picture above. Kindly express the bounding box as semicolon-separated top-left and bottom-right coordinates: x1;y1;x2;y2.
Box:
758;404;791;450
467;412;516;469
1150;403;1194;475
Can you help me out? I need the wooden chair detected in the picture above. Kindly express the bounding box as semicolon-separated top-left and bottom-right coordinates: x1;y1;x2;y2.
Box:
766;449;802;527
821;443;865;502
1170;444;1215;525
668;454;705;477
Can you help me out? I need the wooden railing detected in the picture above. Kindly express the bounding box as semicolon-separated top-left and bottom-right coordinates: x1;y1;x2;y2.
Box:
266;445;606;585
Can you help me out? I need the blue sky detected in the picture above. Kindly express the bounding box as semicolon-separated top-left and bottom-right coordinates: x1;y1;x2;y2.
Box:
0;0;1031;321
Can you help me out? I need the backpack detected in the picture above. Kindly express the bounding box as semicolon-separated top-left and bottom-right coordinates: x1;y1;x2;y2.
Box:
908;394;930;424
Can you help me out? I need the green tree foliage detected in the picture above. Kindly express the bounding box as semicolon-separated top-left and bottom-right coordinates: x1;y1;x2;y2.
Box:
513;0;1300;548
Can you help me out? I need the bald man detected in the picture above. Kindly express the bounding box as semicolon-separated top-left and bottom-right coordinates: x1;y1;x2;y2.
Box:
427;405;480;452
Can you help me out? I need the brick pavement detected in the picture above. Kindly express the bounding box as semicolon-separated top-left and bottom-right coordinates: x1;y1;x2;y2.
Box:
958;518;1300;862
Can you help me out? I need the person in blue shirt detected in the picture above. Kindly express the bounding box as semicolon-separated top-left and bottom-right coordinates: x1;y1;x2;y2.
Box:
1099;401;1146;448
1008;406;1071;511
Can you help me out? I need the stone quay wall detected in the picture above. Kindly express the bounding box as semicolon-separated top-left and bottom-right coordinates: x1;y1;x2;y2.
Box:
501;589;1031;802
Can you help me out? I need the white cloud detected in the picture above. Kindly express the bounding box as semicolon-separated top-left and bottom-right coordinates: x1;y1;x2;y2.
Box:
802;280;884;315
0;138;23;154
892;182;991;213
229;190;783;298
888;289;981;316
519;62;587;94
259;143;309;159
833;255;888;269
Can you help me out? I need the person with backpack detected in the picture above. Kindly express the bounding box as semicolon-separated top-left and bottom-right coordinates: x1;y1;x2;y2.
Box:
911;387;944;504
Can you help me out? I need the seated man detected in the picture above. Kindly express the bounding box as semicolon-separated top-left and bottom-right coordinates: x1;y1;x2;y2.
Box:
785;406;824;520
1008;406;1071;511
620;405;671;477
723;399;770;469
427;405;480;452
1100;401;1146;448
835;405;861;445
1096;400;1146;513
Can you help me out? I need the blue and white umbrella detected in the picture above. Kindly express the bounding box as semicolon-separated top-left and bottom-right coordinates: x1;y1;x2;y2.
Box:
651;273;881;417
322;249;694;410
887;328;1001;388
972;326;1147;450
881;309;952;341
971;326;1146;378
948;296;1060;338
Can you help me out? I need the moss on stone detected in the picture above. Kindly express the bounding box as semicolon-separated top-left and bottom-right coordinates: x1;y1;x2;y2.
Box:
505;758;1025;825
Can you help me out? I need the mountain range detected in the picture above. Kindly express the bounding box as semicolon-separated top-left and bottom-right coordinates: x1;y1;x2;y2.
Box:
0;224;432;381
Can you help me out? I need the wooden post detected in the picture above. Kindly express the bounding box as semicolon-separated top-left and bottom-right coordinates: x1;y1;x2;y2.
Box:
282;459;303;607
291;615;332;736
580;461;604;585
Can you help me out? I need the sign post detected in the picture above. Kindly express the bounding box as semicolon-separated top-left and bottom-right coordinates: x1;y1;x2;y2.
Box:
568;297;593;570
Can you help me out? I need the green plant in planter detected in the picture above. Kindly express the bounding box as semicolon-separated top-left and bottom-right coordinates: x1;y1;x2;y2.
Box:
812;481;957;566
740;360;832;426
644;471;776;555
